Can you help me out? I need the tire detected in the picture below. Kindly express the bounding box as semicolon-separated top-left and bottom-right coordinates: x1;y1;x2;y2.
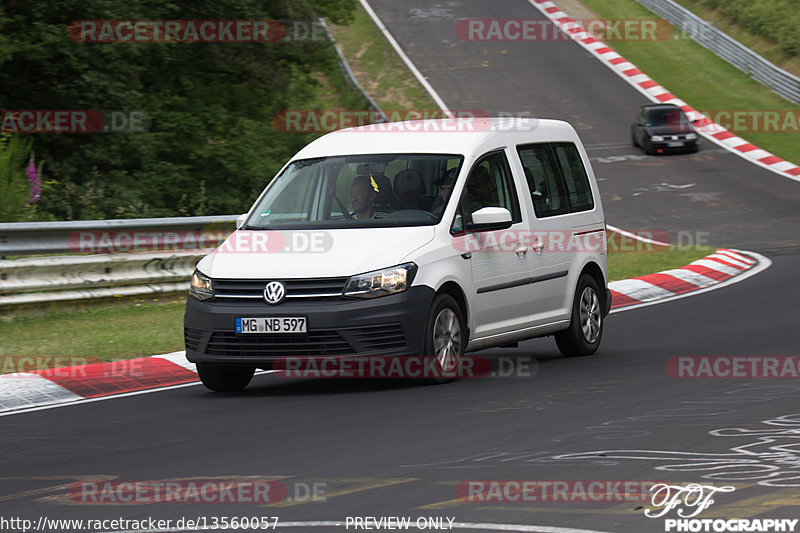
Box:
631;129;638;147
422;293;466;383
197;363;255;392
643;139;655;155
555;274;604;357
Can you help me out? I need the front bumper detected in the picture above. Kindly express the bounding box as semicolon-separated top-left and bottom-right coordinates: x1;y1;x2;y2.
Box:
650;138;698;152
184;285;435;367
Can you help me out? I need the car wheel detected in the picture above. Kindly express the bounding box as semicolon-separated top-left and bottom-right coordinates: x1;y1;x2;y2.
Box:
423;293;466;383
644;139;655;155
555;274;604;357
631;129;638;147
197;363;255;392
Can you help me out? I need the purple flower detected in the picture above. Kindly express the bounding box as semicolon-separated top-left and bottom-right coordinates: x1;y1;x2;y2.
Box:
27;153;41;203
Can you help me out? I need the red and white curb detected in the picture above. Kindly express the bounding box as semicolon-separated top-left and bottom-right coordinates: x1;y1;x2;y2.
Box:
0;249;769;415
529;0;800;183
0;351;200;414
609;248;770;312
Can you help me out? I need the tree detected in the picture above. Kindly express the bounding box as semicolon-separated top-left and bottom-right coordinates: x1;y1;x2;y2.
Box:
0;0;362;220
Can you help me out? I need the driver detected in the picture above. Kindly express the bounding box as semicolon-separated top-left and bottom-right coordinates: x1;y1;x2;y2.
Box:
350;175;388;220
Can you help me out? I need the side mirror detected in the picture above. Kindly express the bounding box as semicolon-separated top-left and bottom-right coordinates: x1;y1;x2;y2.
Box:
466;207;512;231
236;213;247;229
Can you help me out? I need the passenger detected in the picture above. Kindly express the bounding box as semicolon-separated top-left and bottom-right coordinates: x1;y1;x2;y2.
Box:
350;175;388;220
431;167;458;216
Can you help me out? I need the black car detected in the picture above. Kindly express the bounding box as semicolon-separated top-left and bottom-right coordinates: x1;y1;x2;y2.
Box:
631;103;699;154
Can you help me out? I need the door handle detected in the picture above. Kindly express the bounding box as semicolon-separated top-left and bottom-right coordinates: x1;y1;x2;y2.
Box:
515;244;529;256
532;241;543;254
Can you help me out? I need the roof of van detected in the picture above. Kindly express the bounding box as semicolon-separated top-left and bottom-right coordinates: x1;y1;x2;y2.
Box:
290;117;576;160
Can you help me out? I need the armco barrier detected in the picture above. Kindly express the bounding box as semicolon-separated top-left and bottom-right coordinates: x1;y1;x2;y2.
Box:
0;214;237;256
0;215;238;306
636;0;800;105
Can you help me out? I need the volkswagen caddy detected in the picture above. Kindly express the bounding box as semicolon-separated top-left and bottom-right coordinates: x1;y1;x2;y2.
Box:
185;117;611;391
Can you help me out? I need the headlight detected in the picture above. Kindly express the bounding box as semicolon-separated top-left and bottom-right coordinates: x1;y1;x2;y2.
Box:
686;133;698;140
650;135;664;142
190;269;213;301
344;263;418;299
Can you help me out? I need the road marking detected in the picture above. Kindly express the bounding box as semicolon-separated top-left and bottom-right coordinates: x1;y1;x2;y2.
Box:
606;225;670;246
360;0;452;117
707;492;800;519
266;477;418;508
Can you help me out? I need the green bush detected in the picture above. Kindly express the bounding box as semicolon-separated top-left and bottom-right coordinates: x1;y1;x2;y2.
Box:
694;0;800;55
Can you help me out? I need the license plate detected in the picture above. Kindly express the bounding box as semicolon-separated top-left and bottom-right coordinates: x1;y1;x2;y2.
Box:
235;317;307;334
667;141;684;147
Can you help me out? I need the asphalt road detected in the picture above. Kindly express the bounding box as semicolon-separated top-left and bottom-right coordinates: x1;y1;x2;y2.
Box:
370;0;800;253
2;1;798;532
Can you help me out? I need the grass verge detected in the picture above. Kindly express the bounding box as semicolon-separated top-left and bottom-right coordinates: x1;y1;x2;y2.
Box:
0;295;186;369
570;0;800;165
327;3;438;112
673;0;800;78
608;243;715;281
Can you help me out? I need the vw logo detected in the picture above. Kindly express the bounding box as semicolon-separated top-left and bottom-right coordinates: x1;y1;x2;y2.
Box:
263;281;286;305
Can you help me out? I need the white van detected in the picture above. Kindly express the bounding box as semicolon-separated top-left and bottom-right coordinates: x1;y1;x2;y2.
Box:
185;117;611;391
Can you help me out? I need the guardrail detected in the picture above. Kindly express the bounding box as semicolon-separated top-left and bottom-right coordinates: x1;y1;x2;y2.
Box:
636;0;800;105
0;215;237;256
0;215;238;306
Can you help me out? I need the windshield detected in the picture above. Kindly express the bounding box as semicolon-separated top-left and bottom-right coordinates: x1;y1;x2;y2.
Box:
244;154;463;229
645;107;689;128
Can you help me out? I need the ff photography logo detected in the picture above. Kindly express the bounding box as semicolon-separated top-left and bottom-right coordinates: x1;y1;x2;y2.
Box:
645;483;798;532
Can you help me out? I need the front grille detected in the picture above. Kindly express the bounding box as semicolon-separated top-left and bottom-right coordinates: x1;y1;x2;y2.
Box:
214;277;348;301
346;324;407;352
207;330;354;357
191;323;407;358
